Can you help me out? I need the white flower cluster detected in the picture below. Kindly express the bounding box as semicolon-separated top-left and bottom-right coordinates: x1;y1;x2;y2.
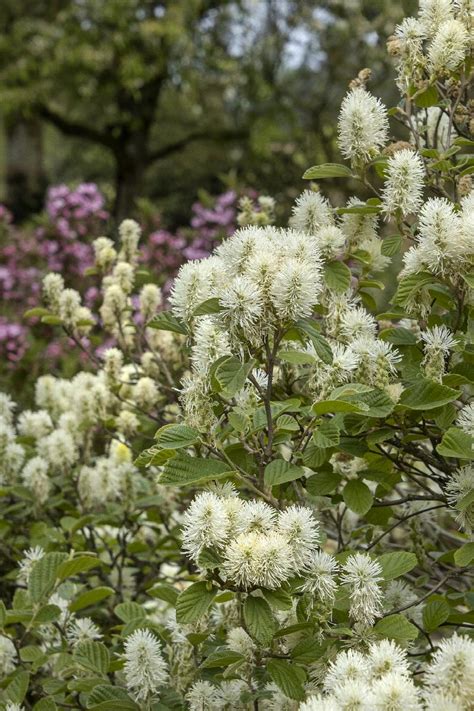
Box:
390;0;473;90
123;629;168;702
301;634;474;710
446;464;474;533
181;487;320;590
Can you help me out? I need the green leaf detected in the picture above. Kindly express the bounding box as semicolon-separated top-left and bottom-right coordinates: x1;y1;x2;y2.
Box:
437;427;474;460
134;446;175;468
306;471;341;496
88;703;138;711
193;297;222;316
393;271;438;306
399;380;461;411
34;604;62;624
24;307;51;319
41;314;63;325
6;671;30;703
176;582;218;624
374;614;419;641
423;596;450;632
312;399;366;415
74;641;110;675
264;459;305;486
378;552;418;580
57;555;100;580
154;423;200;449
200;649;244;668
343;480;373;516
324;260;352;294
243;596;277;645
29;552;68;603
454;542;474;567
114;602;146;623
33;699;58;711
262;588;293;611
147;311;187;334
312;421;340;448
266;659;306;701
70;587;115;613
414;84;438;108
159;453;234;487
379;327;417;345
278;349;316;365
214;356;256;397
0;600;6;628
381;235;402;257
20;645;45;663
303;163;352;179
458;489;474;512
296;319;333;364
87;685;138;708
351;388;395;417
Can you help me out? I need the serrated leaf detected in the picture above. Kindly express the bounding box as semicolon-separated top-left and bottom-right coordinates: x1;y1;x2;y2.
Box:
312;421;340;448
114;602;146;623
70;587;114;612
214;356;256;397
423;596;450;632
324;260;352;294
5;671;30;703
134;446;175;468
29;552;68;603
303;163;352;179
414;84;438;108
381;235;402;257
87;684;137;708
266;659;306;701
154;423;200;449
57;555;100;580
379;327;417;345
176;582;218;624
296;319;333;364
374;614;418;641
454;542;474;567
312;399;366;415
400;380;461;410
393;271;438;306
34;699;58;711
264;459;305;486
378;552;417;580
200;649;244;668
262;588;293;611
306;471;341;496
74;641;110;675
343;480;373;516
159;453;234;486
34;604;62;624
244;596;276;645
192;297;222;316
437;427;473;459
147;584;179;605
147;311;187;334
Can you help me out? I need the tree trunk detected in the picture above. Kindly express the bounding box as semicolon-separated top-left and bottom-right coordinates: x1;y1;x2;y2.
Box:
113;137;149;223
5;116;46;220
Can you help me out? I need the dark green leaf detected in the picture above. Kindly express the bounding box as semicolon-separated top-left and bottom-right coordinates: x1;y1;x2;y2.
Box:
176;582;218;624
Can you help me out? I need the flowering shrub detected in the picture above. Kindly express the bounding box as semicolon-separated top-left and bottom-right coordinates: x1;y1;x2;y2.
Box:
0;1;474;709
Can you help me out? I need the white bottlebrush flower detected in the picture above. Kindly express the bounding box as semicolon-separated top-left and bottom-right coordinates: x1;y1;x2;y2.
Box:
58;288;82;327
223;531;293;590
17;410;53;439
191;317;231;374
340;553;384;626
340;196;379;248
382;149;425;216
332;679;370;709
186;681;222;710
219;275;264;336
5;704;25;711
118;218;141;262
428;19;469;70
446;465;474;533
0;635;17;677
110;261;135;294
384;580;423;625
93;236;117;270
102;347;124;382
316;225;346;260
290;190;334;233
419;0;455;36
340;307;377;340
358;236;391;273
300;551;339;604
393;18;427;90
216;226;272;275
37;429;78;470
1;442;25;484
42;272;65;310
277;505;320;569
17;546;45;585
270;257;322;322
123;629;168;702
323;649;369;693
366;640;410;680
226;626;256;660
415;197;465;275
369;672;423;710
237;500;276;535
421;325;457;354
456;402;474;437
261;683;299;711
218;680;248;708
423;634;474;706
139;283;162;321
424;692;465;711
181;492;230;561
21;456;51;505
133;377;159;409
299;696;338;711
170;260;213;322
66;617;102;647
338;87;389;165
